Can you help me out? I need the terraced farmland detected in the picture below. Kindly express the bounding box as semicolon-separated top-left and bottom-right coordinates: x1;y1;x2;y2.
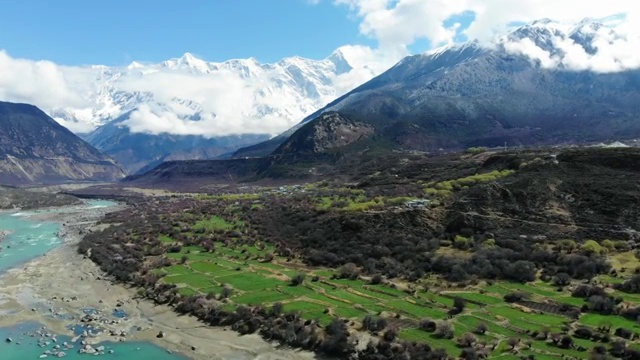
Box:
156;237;640;359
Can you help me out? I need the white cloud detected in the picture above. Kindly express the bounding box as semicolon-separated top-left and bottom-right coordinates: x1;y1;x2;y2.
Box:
336;0;471;51
498;17;640;73
0;51;88;111
336;0;637;45
118;69;298;137
329;44;400;94
334;0;640;73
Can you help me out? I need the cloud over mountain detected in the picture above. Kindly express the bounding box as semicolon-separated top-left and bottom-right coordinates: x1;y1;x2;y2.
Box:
335;0;639;72
0;47;388;137
499;18;640;73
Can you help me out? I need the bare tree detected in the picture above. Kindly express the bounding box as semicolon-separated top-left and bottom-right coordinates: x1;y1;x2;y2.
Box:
507;337;520;349
219;286;232;299
434;321;455;339
458;332;477;347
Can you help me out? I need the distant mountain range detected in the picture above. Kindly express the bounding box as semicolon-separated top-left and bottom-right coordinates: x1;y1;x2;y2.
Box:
0;101;124;185
52;50;354;132
234;19;640;158
36;49;361;173
84;113;269;174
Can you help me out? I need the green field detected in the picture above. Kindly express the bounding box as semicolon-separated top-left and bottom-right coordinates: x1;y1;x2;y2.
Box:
193;215;238;231
155;227;640;359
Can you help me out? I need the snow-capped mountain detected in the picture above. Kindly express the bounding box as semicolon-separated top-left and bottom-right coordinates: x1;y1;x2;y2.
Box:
234;18;640;157
36;48;367;173
51;48;355;136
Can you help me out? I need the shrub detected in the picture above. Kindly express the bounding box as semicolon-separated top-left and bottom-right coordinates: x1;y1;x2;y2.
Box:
474;322;488;335
434;321;455;339
291;274;305;286
504;291;529;303
419;318;436;332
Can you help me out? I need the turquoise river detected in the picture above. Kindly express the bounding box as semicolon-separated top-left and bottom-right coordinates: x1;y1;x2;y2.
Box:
0;200;187;360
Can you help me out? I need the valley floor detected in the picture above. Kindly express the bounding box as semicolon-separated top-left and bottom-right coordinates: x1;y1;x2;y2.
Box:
0;203;315;360
59;148;640;359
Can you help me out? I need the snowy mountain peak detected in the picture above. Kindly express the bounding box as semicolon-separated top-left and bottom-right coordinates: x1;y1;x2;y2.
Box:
531;18;554;26
571;18;603;32
508;17;606;42
49;48;361;137
326;48;353;74
180;52;197;61
127;61;145;69
159;52;211;73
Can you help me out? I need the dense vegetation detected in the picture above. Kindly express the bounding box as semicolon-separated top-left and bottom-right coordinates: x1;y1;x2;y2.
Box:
80;148;640;359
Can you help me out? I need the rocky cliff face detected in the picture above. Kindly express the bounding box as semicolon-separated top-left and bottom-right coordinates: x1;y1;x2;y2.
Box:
0;101;125;185
273;112;375;156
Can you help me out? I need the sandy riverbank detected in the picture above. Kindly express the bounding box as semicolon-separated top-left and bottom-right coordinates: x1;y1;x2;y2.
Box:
0;203;316;360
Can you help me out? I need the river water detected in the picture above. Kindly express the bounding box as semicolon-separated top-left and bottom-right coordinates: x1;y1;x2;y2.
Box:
0;200;186;359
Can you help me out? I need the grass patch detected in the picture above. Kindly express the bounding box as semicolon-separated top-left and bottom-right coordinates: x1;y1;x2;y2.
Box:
356;287;399;301
369;284;407;298
443;292;503;305
166;252;214;262
387;300;447;319
334;306;367;319
498;282;558;297
232;290;293;305
190;262;238;277
331;289;376;305
163;273;217;289
194;215;236;231
216;272;286;292
420;293;455;307
580;313;640;330
490;306;567;329
610;251;640;272
283;301;332;325
482;284;513;296
163;264;191;275
280;286;316;297
305;293;351;307
159;235;176;244
556;296;586;307
178;287;197;296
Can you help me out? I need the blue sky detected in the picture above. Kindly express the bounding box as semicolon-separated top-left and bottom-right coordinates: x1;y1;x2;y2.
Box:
0;0;382;65
0;0;630;67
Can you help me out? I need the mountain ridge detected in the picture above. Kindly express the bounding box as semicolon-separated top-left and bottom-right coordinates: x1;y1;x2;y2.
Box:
233;18;640;158
0;101;125;185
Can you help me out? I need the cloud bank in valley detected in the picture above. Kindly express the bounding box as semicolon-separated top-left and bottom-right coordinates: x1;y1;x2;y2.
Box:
0;0;638;137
